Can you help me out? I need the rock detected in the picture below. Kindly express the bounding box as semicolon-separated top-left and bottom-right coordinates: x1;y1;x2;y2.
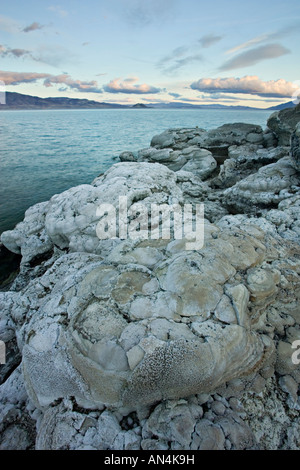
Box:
213;147;289;189
119;151;137;162
149;124;263;162
136;146;217;179
193;419;225;450
0;367;36;450
215;414;255;450
146;401;199;449
1;162;183;263
11;225;274;410
267;103;300;146
278;375;299;407
223;157;300;214
198;123;264;161
291;122;300;171
275;341;299;376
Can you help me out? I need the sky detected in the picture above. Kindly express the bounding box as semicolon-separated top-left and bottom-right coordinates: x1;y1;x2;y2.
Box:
0;0;300;108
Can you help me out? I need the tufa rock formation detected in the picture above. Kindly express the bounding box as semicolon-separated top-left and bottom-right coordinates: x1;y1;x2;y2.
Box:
0;106;300;450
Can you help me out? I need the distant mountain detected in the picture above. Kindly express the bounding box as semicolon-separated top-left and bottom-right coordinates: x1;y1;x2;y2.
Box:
131;103;150;108
149;101;259;110
265;101;296;111
1;92;128;110
0;91;296;111
149;101;297;111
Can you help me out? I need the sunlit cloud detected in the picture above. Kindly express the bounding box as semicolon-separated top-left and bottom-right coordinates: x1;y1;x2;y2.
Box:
219;43;290;71
0;70;51;85
0;70;102;93
191;76;296;98
103;77;161;94
43;74;103;93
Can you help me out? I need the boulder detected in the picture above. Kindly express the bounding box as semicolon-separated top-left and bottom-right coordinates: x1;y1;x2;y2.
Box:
267;103;300;146
1;222;276;411
223;157;300;214
291;122;300;171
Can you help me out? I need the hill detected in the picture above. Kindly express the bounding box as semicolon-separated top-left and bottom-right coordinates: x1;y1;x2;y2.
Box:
0;91;296;111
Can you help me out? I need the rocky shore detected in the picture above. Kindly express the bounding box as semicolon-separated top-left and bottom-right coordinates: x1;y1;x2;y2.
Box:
0;104;300;450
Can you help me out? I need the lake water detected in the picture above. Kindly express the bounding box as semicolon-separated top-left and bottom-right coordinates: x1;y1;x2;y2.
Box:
0;108;272;235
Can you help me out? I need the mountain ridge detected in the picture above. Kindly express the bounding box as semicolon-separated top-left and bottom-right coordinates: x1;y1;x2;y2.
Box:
0;91;296;111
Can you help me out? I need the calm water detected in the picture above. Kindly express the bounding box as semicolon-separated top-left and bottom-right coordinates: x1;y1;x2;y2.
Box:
0;108;272;235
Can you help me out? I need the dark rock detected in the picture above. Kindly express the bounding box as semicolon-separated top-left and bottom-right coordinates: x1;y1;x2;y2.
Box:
291;122;300;171
267;103;300;146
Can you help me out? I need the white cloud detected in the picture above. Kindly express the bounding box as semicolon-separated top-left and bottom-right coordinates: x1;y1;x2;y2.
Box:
190;76;297;98
103;77;161;94
0;70;102;93
0;71;52;85
43;74;102;93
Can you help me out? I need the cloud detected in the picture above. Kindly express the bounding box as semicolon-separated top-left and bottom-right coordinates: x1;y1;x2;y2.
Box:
121;0;178;27
157;44;204;75
23;22;45;33
157;46;188;68
103;77;161;94
190;76;297;98
199;34;223;48
0;45;32;59
219;43;290;71
43;74;103;93
198;93;285;103
226;23;300;55
169;92;181;98
164;54;204;74
0;71;51;85
0;70;102;93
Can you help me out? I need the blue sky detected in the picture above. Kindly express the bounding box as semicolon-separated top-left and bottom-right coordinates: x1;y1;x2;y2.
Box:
1;0;300;107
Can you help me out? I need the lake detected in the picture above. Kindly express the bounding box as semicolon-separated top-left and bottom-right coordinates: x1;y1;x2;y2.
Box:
0;108;272;235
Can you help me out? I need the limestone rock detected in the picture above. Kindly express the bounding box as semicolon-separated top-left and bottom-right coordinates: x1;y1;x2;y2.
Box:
267;103;300;146
0;221;276;411
1;162;183;263
291;122;300;171
136;146;217;179
223;157;300;213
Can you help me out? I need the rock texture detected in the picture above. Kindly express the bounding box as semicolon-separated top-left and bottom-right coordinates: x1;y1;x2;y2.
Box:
0;109;300;450
267;102;300;146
